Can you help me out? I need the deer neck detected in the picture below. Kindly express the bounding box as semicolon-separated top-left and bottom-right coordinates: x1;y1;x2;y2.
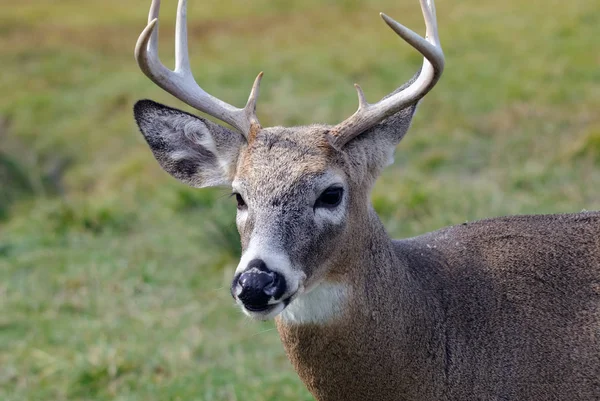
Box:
275;207;446;400
278;205;401;326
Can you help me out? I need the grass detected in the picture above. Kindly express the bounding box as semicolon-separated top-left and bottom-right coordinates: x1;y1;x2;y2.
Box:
1;0;599;399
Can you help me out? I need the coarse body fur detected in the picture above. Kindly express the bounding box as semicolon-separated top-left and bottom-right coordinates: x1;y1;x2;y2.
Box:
278;211;600;400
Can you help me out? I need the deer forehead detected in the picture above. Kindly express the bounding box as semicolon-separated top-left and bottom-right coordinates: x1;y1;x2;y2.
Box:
234;126;339;192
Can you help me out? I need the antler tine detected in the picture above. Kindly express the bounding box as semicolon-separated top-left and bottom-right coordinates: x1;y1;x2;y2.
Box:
328;0;444;150
174;0;190;73
135;0;262;137
245;71;264;128
148;0;160;49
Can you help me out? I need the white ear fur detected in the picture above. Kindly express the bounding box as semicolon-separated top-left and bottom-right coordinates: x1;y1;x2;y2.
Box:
134;100;245;188
384;148;396;167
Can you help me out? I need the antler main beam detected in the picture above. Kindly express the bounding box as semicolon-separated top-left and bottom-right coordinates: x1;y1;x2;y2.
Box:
135;0;262;137
328;0;444;149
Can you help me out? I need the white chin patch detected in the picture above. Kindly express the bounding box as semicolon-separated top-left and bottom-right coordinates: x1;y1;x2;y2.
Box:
279;281;349;325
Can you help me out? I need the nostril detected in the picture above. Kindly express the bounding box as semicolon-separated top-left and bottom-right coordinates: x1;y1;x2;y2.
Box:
262;273;281;297
237;270;273;306
239;270;274;290
234;266;287;309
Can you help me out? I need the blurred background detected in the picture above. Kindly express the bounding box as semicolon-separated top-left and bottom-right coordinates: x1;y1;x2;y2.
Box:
1;0;599;399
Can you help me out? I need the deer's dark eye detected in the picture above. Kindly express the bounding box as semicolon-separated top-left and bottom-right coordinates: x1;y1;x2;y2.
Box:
315;187;343;209
234;193;246;209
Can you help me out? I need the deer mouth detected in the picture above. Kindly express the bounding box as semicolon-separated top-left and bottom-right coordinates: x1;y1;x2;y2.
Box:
244;304;272;312
240;295;295;320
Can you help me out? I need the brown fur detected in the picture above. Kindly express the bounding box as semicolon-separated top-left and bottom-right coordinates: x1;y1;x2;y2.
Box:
247;122;262;144
278;212;600;401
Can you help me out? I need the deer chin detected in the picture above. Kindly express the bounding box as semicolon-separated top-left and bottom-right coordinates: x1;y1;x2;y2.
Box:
239;296;293;320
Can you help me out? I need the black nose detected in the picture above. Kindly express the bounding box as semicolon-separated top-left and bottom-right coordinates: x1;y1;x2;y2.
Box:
232;259;286;311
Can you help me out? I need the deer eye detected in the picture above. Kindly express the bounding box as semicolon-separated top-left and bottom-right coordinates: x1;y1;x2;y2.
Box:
233;193;246;209
315;186;343;209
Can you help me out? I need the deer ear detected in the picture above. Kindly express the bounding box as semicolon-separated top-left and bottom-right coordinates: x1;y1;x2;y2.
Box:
134;100;245;188
346;103;418;171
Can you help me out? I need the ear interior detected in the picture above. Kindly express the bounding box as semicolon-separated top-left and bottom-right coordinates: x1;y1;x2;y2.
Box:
133;100;245;188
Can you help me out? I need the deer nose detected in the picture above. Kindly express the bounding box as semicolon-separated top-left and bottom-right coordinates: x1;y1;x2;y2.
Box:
232;259;286;311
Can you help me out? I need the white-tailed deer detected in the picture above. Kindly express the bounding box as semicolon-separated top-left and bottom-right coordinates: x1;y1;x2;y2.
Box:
133;0;600;399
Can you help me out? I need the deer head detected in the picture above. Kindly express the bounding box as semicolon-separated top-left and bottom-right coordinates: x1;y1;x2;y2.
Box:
133;0;444;320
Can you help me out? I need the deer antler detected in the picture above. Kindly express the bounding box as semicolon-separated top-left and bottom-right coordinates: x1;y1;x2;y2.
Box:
328;0;444;149
135;0;262;138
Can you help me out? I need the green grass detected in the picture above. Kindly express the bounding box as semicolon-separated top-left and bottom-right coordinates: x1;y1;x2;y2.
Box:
1;0;599;399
